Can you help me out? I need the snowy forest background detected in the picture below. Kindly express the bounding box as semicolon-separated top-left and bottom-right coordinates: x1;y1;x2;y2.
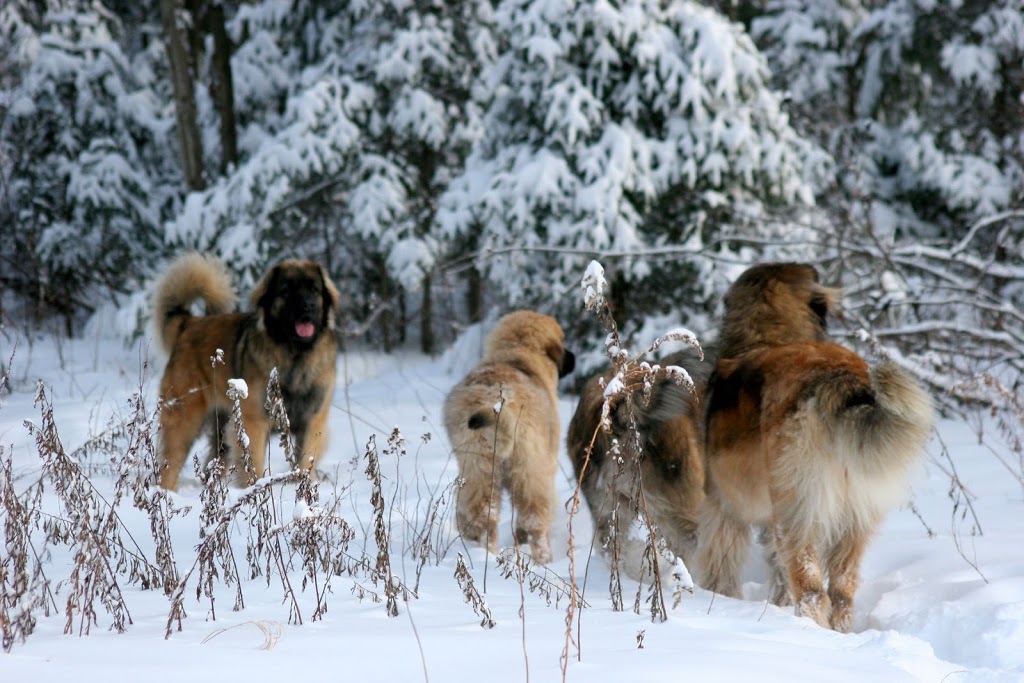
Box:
1;0;1023;404
3;2;1024;676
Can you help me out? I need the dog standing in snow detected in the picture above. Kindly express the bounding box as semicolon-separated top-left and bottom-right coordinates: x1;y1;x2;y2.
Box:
444;311;575;564
697;262;933;632
566;347;713;581
152;253;340;490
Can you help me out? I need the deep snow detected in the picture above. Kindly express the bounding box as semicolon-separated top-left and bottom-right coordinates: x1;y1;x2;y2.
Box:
1;328;1022;683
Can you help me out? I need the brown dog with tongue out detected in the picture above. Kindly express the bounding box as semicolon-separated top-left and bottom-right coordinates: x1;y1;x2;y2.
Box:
152;252;340;490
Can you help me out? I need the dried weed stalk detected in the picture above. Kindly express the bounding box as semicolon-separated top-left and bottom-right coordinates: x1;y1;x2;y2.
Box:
6;367;180;647
409;476;461;595
226;379;254;484
454;552;496;628
0;343;12;397
286;483;357;621
951;372;1024;493
266;369;296;467
0;447;55;651
232;380;304;624
242;470;305;625
167;376;315;636
9;361;408;645
496;548;588;610
128;402;184;598
165;469;308;637
117;377;184;595
633;531;667;622
201;620;284;650
565;262;701;675
28;382;154;636
364;430;412;617
265;369;352;621
168;381;253;633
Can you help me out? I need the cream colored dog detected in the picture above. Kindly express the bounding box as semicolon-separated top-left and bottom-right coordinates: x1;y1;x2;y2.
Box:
444;311;575;563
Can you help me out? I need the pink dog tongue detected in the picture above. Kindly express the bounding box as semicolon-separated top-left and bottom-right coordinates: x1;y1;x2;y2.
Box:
296;322;315;338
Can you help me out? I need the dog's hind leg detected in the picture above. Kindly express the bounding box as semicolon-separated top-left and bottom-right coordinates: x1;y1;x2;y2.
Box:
455;440;501;554
759;524;793;606
157;394;207;491
509;452;556;565
824;528;868;633
695;491;750;598
772;523;831;629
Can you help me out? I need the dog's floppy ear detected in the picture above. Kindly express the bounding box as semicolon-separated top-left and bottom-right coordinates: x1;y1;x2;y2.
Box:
809;291;829;329
250;264;279;309
810;283;843;326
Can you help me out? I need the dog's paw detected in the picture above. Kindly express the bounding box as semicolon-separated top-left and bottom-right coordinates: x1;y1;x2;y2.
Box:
529;542;552;565
795;590;832;629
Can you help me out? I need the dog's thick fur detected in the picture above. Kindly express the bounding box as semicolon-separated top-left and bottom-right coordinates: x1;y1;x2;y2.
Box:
696;262;933;631
444;311;575;564
153;252;340;491
567;348;713;581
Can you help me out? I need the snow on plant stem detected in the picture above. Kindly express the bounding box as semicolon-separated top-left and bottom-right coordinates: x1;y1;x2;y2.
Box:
582;260;608;311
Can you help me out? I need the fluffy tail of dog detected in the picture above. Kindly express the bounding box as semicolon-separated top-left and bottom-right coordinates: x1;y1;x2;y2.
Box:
821;362;934;473
152;252;238;353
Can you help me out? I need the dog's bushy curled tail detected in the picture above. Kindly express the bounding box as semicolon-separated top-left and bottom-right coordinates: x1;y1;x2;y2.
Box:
824;363;934;472
152;252;238;353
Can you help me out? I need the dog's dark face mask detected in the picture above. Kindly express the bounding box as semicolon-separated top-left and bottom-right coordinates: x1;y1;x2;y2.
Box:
258;268;328;350
545;340;576;379
559;349;576;378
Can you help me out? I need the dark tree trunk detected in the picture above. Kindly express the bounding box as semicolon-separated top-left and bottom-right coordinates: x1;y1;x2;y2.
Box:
159;0;205;191
184;0;203;77
467;266;483;323
421;272;435;354
206;2;238;172
381;306;394;353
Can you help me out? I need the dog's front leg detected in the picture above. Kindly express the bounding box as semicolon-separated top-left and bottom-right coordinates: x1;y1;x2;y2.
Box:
294;400;330;477
234;400;270;487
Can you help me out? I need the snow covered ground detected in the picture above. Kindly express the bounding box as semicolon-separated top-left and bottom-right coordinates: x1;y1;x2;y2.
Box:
1;329;1022;682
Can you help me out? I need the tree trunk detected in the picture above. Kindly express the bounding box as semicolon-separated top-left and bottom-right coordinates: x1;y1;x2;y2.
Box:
184;0;203;77
467;266;483;323
206;1;238;172
421;272;435;354
159;0;205;191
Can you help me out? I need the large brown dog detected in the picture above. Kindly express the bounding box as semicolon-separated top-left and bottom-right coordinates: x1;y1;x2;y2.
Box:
152;253;340;490
444;311;575;564
696;262;933;631
567;348;712;581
